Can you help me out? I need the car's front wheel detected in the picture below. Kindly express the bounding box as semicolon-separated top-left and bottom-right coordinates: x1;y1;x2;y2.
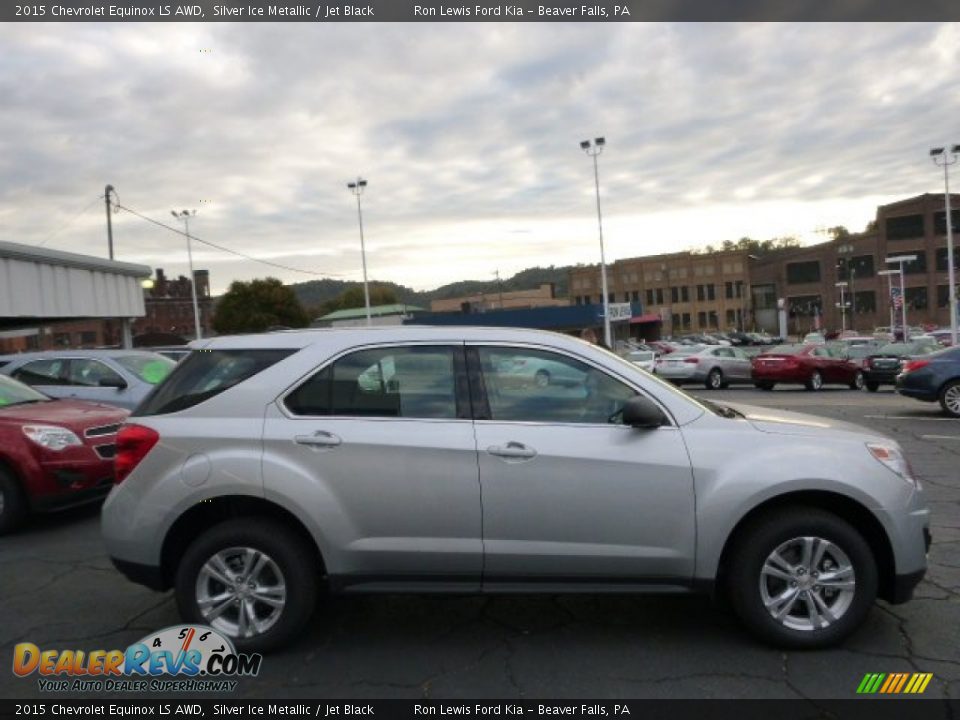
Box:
175;519;319;653
865;381;880;392
850;371;865;391
940;380;960;418
726;508;877;648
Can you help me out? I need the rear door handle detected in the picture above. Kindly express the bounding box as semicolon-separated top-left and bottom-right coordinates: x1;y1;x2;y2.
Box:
487;441;537;461
294;431;342;449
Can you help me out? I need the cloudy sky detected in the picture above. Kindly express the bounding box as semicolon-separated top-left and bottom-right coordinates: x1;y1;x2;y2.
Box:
1;22;959;293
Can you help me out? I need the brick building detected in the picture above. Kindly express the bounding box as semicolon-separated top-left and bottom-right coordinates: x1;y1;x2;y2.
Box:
132;268;214;341
568;193;960;338
569;250;750;339
430;283;567;313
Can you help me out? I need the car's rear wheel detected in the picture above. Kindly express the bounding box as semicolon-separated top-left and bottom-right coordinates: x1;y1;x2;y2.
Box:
865;381;880;392
0;467;26;535
754;381;775;391
727;508;877;648
534;369;551;387
706;368;723;390
175;519;319;653
805;371;823;392
850;371;865;391
940;380;960;418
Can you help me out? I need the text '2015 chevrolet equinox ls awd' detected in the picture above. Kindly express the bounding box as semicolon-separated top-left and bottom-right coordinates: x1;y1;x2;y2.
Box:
102;327;930;651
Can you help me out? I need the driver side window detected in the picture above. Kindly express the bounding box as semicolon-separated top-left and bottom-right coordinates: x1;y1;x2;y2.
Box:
477;347;636;425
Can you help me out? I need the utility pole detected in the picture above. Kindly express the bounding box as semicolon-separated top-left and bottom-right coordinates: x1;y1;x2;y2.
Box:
104;184;115;260
171;210;203;341
494;269;504;309
347;178;372;326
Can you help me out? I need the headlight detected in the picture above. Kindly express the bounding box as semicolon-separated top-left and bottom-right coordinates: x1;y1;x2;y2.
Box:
866;442;919;488
22;425;83;451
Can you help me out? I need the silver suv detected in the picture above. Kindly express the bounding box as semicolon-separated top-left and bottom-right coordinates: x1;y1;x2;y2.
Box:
102;327;930;651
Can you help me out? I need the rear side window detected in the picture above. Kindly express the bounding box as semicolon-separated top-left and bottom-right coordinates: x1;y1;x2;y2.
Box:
285;345;461;419
12;359;68;386
135;349;295;416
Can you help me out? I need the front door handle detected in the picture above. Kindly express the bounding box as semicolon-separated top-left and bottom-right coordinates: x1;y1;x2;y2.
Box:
487;441;537;461
294;430;342;449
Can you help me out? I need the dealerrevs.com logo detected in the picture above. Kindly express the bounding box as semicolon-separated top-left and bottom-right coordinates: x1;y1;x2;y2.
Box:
13;625;262;693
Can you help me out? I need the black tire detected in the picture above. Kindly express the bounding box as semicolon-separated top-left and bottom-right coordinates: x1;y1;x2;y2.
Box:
754;381;775;391
850;371;865;391
726;507;877;649
534;369;551;387
175;518;319;653
0;467;27;535
865;381;880;392
706;368;723;390
939;380;960;418
805;371;823;392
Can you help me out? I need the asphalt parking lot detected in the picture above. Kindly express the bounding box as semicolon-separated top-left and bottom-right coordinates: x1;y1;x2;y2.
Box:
2;386;959;701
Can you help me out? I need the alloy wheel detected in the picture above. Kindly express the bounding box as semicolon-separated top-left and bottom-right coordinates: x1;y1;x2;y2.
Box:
759;536;856;632
943;383;960;417
195;546;287;639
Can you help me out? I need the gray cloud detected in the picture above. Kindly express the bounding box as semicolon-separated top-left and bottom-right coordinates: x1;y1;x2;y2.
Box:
0;22;958;292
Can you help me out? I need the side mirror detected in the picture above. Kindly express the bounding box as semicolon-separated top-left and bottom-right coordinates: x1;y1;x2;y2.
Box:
98;377;128;389
622;395;668;429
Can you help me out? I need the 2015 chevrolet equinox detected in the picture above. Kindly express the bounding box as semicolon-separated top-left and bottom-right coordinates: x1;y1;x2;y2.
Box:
101;327;930;651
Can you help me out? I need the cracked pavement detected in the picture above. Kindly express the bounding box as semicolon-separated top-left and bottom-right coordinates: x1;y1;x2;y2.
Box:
1;388;958;700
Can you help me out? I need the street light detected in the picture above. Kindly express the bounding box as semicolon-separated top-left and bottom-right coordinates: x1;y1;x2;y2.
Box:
346;177;372;326
885;255;917;341
170;210;202;341
878;269;899;337
580;137;611;347
931;145;959;347
834;281;849;333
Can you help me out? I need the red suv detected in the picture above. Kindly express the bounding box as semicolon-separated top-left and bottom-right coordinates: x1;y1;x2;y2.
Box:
0;374;128;533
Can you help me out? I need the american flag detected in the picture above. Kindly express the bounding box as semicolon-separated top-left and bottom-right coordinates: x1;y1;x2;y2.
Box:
891;287;904;310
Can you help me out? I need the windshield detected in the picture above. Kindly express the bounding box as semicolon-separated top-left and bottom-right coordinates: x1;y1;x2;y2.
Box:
113;354;177;385
0;374;50;407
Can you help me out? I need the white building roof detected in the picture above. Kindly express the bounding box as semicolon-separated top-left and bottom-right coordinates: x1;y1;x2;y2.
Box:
0;240;151;320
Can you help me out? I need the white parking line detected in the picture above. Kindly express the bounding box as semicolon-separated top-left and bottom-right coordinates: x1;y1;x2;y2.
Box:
920;435;960;441
863;415;957;421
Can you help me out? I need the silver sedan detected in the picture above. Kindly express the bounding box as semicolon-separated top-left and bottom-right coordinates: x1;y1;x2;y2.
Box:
655;345;754;389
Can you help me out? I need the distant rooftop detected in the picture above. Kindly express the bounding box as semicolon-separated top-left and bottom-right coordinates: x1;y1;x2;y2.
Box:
317;303;424;322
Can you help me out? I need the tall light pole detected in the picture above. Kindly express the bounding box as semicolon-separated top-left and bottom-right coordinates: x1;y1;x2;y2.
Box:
580;137;611;347
931;145;959;347
347;177;372;326
885;255;917;342
171;210;202;341
104;184;117;260
835;281;849;333
878;270;898;337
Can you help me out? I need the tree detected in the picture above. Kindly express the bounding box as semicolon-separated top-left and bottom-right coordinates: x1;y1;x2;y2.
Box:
337;285;399;310
826;226;851;240
212;277;310;334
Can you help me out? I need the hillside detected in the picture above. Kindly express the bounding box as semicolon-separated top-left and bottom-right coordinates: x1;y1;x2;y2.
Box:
289;265;576;313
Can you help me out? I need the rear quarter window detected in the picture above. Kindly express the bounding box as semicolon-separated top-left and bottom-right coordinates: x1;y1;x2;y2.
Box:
134;349;296;416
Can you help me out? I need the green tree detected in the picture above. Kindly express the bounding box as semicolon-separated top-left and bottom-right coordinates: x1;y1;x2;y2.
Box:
212;277;310;334
337;285;399;309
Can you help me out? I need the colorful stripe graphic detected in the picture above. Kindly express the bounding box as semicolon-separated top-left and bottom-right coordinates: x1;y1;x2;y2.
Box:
857;672;932;694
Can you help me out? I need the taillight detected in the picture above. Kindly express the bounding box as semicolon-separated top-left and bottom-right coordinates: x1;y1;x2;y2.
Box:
114;423;159;484
901;359;930;374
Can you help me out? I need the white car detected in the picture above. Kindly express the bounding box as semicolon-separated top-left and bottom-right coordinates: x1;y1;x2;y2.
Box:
625;349;657;373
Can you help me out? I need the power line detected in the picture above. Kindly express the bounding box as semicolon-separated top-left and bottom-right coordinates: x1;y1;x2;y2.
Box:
114;202;346;278
37;194;105;247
